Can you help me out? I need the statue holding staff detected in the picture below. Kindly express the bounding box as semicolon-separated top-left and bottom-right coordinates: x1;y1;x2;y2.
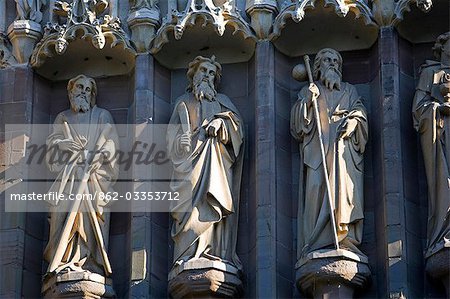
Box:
413;32;450;259
291;48;369;259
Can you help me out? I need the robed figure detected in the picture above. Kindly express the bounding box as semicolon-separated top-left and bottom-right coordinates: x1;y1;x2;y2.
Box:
291;48;368;259
412;32;450;258
167;56;244;270
44;75;119;277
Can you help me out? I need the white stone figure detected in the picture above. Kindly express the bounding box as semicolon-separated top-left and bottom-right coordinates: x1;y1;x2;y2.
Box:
413;32;450;258
44;75;119;279
291;48;369;259
167;56;244;270
15;0;47;22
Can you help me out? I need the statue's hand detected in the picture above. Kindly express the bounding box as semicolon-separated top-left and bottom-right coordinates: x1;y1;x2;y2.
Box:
439;103;450;116
57;139;83;153
306;83;320;104
206;118;224;137
179;132;191;153
339;118;358;139
88;152;105;174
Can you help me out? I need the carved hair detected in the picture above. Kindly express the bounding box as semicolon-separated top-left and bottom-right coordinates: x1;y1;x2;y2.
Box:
313;48;343;80
186;55;222;92
433;32;450;60
67;74;97;107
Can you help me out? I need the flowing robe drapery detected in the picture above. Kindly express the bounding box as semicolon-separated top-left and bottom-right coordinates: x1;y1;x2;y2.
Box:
167;93;244;270
413;60;450;258
44;106;119;276
291;82;368;259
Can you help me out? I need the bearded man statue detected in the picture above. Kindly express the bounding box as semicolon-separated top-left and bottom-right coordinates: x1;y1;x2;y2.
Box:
42;74;118;298
167;56;245;298
291;48;369;259
413;32;450;296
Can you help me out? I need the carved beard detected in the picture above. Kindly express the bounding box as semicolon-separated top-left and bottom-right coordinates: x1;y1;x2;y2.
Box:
70;95;91;113
193;79;217;101
320;66;342;91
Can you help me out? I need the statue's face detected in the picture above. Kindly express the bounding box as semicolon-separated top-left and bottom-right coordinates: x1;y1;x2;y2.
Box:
318;51;342;90
93;34;105;49
417;0;432;12
193;62;217;88
70;77;93;112
56;39;67;54
319;51;341;73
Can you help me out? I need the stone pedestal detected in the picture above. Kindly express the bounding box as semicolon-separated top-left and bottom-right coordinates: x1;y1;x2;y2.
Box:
7;20;42;64
168;258;243;299
127;9;160;53
42;271;115;299
296;249;371;299
425;248;450;297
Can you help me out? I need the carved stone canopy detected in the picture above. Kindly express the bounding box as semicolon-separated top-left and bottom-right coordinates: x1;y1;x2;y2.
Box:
150;0;256;69
270;0;378;56
395;0;449;43
30;0;136;80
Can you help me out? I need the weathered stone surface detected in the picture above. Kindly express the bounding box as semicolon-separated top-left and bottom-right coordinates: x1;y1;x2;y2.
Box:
42;272;116;299
168;258;243;299
7;20;41;64
296;250;372;299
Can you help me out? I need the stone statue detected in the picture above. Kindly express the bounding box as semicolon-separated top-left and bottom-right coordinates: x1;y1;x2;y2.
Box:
15;0;47;22
412;32;450;259
42;74;118;298
167;56;244;272
291;48;369;259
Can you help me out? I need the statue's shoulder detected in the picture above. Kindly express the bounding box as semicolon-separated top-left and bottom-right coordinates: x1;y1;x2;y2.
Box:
92;106;115;123
419;60;441;75
342;81;358;93
53;109;70;122
297;84;310;98
216;93;240;114
173;92;191;106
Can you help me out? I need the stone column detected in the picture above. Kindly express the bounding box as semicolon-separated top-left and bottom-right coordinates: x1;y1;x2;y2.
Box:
130;54;155;298
129;54;171;298
376;27;425;298
0;0;6;33
254;40;278;298
7;20;42;64
127;7;160;53
245;0;278;39
0;66;42;298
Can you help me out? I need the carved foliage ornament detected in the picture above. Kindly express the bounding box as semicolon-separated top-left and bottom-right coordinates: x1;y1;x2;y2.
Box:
30;0;135;68
151;0;255;54
271;0;376;39
0;34;17;69
393;0;433;25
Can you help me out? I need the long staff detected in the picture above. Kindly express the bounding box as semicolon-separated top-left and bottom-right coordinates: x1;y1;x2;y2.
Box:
303;55;340;250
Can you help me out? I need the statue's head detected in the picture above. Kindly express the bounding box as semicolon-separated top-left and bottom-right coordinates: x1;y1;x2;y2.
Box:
92;33;106;49
313;48;343;91
55;38;68;54
186;55;222;101
416;0;432;12
433;32;450;62
67;74;97;113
